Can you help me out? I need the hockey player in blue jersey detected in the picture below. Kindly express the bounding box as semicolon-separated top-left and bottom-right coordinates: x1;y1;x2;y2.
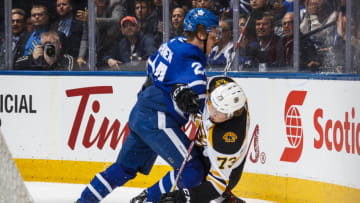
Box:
76;8;218;203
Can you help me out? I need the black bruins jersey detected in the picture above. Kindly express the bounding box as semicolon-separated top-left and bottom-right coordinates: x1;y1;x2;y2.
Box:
189;76;250;201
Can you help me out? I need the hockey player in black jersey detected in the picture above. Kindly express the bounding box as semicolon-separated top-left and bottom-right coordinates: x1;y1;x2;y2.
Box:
160;76;249;203
133;76;250;203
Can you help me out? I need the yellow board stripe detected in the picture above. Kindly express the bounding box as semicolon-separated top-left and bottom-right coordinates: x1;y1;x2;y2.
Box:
14;158;172;188
14;159;360;202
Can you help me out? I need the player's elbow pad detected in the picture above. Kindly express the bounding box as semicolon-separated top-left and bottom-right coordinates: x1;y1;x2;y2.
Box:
171;84;201;114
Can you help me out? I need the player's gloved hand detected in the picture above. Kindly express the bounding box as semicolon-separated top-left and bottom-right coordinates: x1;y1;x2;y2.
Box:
172;84;201;114
159;188;191;203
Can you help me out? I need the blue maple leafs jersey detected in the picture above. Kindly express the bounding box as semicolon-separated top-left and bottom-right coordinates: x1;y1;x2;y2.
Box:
147;37;207;125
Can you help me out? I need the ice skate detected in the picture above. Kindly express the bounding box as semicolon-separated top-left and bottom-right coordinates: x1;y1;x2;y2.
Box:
130;189;148;203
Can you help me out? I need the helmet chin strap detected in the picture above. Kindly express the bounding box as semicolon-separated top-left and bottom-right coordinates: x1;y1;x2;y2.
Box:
226;112;233;120
195;31;209;54
203;35;208;54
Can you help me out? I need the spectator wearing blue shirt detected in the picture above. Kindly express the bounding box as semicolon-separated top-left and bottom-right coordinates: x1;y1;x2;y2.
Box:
207;18;234;69
23;5;49;56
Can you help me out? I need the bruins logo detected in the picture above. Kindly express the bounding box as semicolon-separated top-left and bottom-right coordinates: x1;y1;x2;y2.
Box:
215;79;230;89
222;132;238;143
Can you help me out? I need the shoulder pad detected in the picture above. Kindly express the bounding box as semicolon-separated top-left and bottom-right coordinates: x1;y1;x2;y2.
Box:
211;114;247;154
168;37;205;62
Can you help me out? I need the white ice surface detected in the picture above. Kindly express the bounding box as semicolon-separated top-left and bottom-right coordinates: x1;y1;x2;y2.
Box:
25;182;273;203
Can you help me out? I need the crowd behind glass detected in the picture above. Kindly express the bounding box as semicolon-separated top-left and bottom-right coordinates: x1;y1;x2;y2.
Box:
0;0;359;73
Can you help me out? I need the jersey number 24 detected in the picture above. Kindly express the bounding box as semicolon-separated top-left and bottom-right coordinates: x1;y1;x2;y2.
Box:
149;54;204;82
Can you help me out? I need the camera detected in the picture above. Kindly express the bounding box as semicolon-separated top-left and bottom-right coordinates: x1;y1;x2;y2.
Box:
42;42;56;57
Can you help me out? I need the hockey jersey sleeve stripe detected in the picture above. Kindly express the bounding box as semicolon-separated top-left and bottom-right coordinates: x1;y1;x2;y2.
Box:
209;168;221;179
188;80;206;88
164;128;188;159
158;111;166;129
206;174;227;194
208;126;214;148
198;94;207;99
209;170;228;185
209;169;229;184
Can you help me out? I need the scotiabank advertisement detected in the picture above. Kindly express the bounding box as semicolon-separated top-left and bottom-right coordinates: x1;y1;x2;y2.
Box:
0;75;359;192
242;79;360;191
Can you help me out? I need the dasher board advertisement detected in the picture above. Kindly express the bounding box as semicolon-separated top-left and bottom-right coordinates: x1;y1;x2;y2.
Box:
0;75;359;194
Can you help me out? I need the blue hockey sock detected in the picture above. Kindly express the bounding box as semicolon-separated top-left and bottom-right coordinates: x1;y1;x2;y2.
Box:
147;158;204;202
78;163;137;203
147;171;175;202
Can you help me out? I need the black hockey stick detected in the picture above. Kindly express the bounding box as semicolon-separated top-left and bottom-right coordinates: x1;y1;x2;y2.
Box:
300;20;337;40
170;123;202;192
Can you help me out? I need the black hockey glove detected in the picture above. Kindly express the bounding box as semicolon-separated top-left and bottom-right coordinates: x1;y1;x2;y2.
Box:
171;84;201;114
159;189;191;203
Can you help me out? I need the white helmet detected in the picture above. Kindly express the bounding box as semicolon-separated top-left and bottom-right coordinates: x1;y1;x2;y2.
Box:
210;82;246;118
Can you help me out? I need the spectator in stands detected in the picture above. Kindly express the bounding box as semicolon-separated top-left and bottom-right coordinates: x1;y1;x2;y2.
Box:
152;0;164;43
300;0;339;71
193;0;224;16
300;0;338;48
278;12;320;72
207;18;233;68
155;7;185;46
76;0;126;68
172;0;192;12
227;0;252;15
76;0;126;26
22;4;50;56
332;9;360;72
50;0;84;58
170;7;185;37
238;13;252;66
246;11;282;70
135;0;157;36
0;9;29;65
152;0;163;22
195;0;211;9
103;16;156;70
244;0;274;47
15;31;79;71
26;17;34;33
250;0;272;13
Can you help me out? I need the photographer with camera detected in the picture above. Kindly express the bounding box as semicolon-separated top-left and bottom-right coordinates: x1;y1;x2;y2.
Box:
15;31;79;71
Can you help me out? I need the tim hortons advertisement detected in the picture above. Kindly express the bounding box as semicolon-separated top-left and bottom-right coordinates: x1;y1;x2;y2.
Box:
0;75;359;189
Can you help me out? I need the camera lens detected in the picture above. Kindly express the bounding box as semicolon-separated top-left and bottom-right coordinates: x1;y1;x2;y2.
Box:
43;43;56;57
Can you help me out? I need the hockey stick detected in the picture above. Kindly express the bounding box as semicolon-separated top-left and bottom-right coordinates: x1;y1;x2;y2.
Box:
170;123;202;192
300;20;336;40
224;15;251;76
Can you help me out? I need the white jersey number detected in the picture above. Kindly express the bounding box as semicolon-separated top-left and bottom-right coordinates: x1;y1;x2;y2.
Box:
154;61;168;82
149;54;203;82
192;62;204;75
